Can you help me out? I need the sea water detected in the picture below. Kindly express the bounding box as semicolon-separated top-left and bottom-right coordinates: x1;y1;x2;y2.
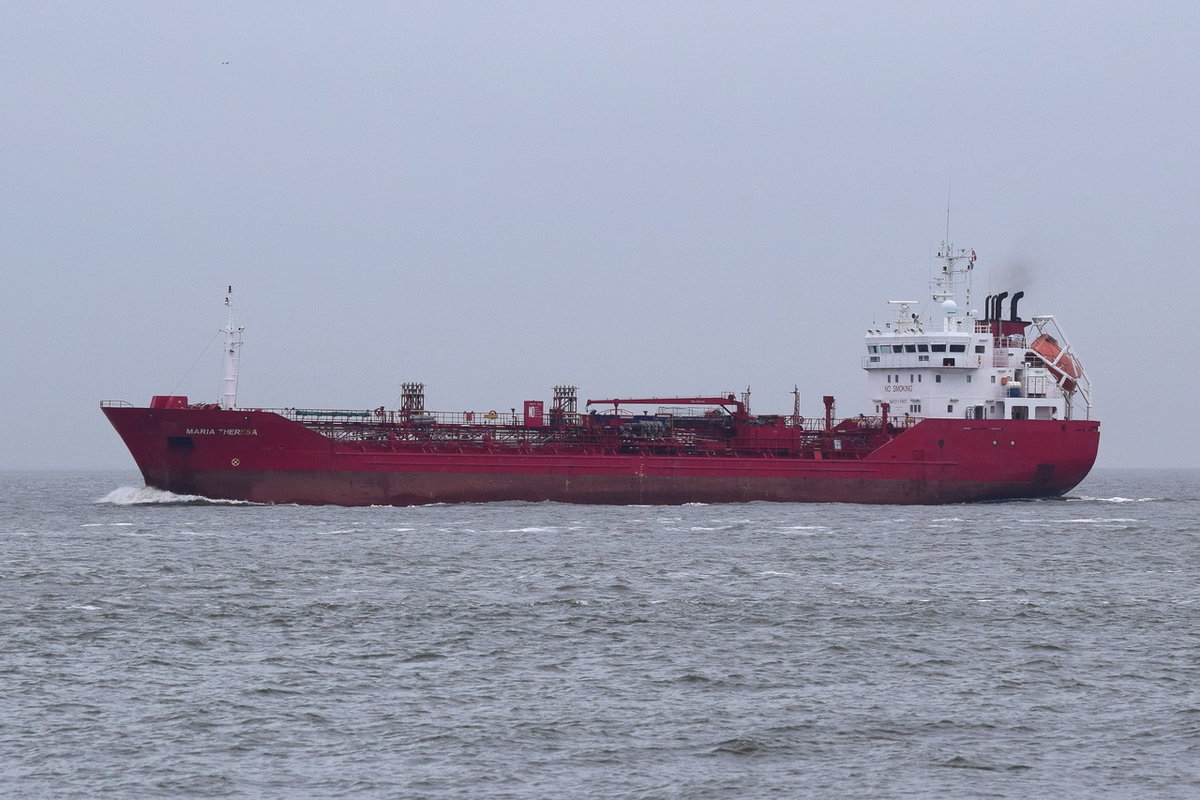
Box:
1;468;1197;799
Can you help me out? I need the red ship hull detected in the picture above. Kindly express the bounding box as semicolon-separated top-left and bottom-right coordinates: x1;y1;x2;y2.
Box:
102;405;1100;505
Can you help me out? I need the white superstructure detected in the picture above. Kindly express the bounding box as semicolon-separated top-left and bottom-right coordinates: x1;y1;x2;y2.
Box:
863;244;1093;422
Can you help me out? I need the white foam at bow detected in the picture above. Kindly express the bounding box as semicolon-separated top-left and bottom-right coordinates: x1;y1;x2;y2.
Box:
95;486;256;505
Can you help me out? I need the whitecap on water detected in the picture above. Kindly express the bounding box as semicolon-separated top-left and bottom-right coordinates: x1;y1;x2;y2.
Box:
1071;495;1164;503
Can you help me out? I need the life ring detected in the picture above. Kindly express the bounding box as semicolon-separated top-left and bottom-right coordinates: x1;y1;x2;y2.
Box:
484;410;499;420
1030;334;1081;391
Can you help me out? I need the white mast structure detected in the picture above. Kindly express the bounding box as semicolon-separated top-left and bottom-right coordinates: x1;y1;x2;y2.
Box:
931;194;976;331
219;285;244;410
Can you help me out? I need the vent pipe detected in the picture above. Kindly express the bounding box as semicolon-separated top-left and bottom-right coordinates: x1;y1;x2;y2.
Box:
994;291;1009;323
1009;291;1024;322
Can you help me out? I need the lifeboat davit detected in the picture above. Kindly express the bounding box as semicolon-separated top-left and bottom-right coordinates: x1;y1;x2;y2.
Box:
1031;334;1081;391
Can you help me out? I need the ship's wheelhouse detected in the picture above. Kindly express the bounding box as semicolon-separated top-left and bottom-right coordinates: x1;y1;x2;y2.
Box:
861;254;1092;422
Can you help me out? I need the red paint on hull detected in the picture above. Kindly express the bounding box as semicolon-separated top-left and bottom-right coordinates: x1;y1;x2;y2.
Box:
102;406;1100;506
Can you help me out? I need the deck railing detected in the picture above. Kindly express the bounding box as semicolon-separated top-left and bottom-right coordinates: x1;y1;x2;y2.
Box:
861;354;976;369
267;407;592;429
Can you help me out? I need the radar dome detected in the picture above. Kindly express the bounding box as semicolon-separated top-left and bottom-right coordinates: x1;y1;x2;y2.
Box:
941;299;958;317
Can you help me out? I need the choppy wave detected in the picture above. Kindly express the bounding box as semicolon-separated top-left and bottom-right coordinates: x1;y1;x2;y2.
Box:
6;468;1200;799
1070;495;1166;503
95;486;259;506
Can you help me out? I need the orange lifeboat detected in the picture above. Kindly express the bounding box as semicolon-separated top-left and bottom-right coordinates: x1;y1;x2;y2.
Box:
1030;334;1081;391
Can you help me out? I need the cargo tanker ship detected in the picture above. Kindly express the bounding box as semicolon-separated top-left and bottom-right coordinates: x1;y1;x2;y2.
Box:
102;243;1099;505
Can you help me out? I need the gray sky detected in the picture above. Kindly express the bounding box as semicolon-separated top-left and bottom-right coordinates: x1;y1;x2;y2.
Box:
3;1;1197;470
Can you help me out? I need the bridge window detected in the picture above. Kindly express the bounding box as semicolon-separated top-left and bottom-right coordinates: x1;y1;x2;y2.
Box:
905;344;916;353
949;344;966;353
975;345;986;353
931;344;947;352
917;344;929;352
868;345;878;354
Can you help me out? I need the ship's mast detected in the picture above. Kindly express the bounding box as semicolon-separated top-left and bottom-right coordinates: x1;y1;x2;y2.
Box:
933;192;976;336
219;285;244;410
933;192;975;317
932;243;975;298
